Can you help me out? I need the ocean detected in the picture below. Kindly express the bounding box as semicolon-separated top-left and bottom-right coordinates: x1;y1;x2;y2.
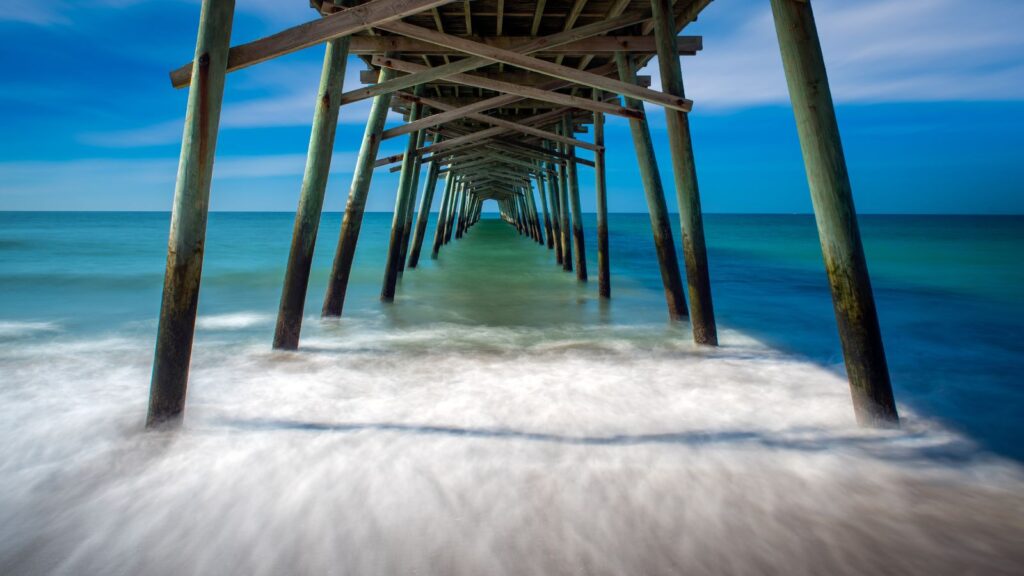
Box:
1;211;1022;574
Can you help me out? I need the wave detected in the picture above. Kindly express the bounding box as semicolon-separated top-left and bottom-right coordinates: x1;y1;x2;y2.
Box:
0;320;61;338
195;312;273;331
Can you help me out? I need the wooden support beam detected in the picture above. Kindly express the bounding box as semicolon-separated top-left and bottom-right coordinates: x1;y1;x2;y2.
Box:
148;0;235;427
395;92;601;151
652;0;717;345
615;52;688;321
547;152;564;265
593;91;610;298
170;0;458;88
771;0;898;427
382;85;425;302
431;173;454;258
339;12;650;105
530;0;547;36
564;114;588;281
322;68;396;317
408;158;441;268
376;21;693;112
374;55;638;119
399;128;428;271
273;37;350;351
556;133;573;272
344;35;701;56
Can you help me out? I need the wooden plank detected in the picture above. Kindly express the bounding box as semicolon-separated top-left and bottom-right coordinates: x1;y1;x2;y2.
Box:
338;12;650;105
345;35;701;56
396;92;601;151
374;55;638;119
378;61;625;140
170;0;459;88
377;21;693;112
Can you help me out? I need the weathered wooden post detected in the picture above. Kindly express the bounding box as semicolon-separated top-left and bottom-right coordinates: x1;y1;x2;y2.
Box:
556;136;573;272
536;170;554;249
444;180;460;244
615;52;688;321
651;0;717;344
548;162;564;264
382;86;425;302
563;114;588;281
771;0;898;426
455;186;467;239
527;183;544;244
593;92;610;298
407;157;440;268
147;0;235;427
431;173;454;259
273;37;350;351
398;129;428;273
322;67;396;317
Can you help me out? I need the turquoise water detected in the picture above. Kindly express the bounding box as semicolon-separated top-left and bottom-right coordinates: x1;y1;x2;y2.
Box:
1;212;1022;574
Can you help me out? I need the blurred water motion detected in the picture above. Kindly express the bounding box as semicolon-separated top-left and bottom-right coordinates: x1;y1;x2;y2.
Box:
1;213;1022;574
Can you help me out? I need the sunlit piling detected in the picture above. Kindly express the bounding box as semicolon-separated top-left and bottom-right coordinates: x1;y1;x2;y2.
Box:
147;0;235;428
771;0;899;426
274;37;350;351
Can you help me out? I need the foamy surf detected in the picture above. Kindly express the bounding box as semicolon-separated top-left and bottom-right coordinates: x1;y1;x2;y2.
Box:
0;320;61;339
0;321;1021;576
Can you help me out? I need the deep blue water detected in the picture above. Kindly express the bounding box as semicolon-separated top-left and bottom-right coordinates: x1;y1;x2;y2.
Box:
0;211;1022;461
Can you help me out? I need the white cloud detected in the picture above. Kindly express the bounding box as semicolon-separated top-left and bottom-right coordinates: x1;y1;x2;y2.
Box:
3;0;313;29
0;154;318;196
79;56;394;147
657;0;1024;108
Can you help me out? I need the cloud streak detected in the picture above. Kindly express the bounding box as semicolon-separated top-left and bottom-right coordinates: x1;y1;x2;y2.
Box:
675;0;1024;108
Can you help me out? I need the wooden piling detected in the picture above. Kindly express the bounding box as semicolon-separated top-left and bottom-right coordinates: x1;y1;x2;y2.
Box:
615;52;688;321
527;183;544;244
322;67;396;317
536;170;554;249
147;0;235;427
651;0;717;344
273;37;350;351
564;114;588;281
444;180;459;244
593;93;610;298
407;156;440;268
557;136;573;272
382;85;425;302
548;162;564;264
398;128;428;273
771;0;898;426
430;173;454;259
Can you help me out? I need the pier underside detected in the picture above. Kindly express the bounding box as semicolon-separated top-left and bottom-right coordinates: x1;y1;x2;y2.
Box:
148;0;899;429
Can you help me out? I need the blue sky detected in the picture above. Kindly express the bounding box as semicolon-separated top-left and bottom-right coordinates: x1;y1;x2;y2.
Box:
0;0;1022;213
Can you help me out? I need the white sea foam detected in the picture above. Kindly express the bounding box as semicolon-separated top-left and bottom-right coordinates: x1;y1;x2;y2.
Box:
0;320;61;338
0;322;1021;575
195;312;273;330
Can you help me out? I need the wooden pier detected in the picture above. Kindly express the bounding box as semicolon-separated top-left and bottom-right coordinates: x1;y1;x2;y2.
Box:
148;0;899;428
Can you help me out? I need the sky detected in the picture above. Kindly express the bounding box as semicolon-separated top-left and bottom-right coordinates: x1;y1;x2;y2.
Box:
0;0;1022;214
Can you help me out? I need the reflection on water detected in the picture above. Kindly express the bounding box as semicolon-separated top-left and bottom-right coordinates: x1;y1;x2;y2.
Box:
0;214;1022;574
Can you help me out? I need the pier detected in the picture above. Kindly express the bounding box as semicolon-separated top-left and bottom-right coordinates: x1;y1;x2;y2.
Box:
148;0;898;429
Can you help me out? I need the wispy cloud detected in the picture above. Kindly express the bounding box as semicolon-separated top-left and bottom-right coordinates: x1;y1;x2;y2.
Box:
3;0;313;29
0;153;359;209
79;56;395;147
672;0;1024;108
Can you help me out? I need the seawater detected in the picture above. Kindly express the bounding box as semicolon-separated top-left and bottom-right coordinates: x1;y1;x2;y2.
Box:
1;212;1022;575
